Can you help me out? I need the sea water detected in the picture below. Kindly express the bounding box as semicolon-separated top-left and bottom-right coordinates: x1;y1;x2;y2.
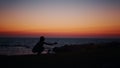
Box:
0;37;120;55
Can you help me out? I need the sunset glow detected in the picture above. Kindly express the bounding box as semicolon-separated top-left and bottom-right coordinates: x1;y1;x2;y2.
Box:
0;0;120;38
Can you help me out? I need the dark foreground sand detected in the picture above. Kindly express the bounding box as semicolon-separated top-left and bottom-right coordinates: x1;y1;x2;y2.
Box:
0;41;120;68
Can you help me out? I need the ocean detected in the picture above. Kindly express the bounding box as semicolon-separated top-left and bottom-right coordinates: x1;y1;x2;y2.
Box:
0;37;120;55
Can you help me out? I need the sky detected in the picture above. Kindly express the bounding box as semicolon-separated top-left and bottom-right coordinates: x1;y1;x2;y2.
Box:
0;0;120;38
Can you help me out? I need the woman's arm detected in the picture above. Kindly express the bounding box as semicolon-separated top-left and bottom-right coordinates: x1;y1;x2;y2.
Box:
44;42;57;45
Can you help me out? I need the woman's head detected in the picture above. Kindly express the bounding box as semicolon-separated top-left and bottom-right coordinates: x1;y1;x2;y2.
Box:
40;36;45;41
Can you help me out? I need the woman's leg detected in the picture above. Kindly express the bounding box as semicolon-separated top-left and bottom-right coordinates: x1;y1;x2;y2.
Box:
37;52;40;55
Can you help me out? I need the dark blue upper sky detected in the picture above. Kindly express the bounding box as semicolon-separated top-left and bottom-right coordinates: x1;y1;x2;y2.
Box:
0;0;120;6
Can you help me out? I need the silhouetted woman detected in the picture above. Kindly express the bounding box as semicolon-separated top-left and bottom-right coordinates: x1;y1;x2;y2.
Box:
32;36;57;55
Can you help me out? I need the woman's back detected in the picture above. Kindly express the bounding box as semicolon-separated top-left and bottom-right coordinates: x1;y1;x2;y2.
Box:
32;41;44;53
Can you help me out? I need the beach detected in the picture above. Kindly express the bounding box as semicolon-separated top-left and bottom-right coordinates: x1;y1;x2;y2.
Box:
0;41;120;68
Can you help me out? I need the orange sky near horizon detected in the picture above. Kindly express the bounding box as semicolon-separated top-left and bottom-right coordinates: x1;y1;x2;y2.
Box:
0;0;120;38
